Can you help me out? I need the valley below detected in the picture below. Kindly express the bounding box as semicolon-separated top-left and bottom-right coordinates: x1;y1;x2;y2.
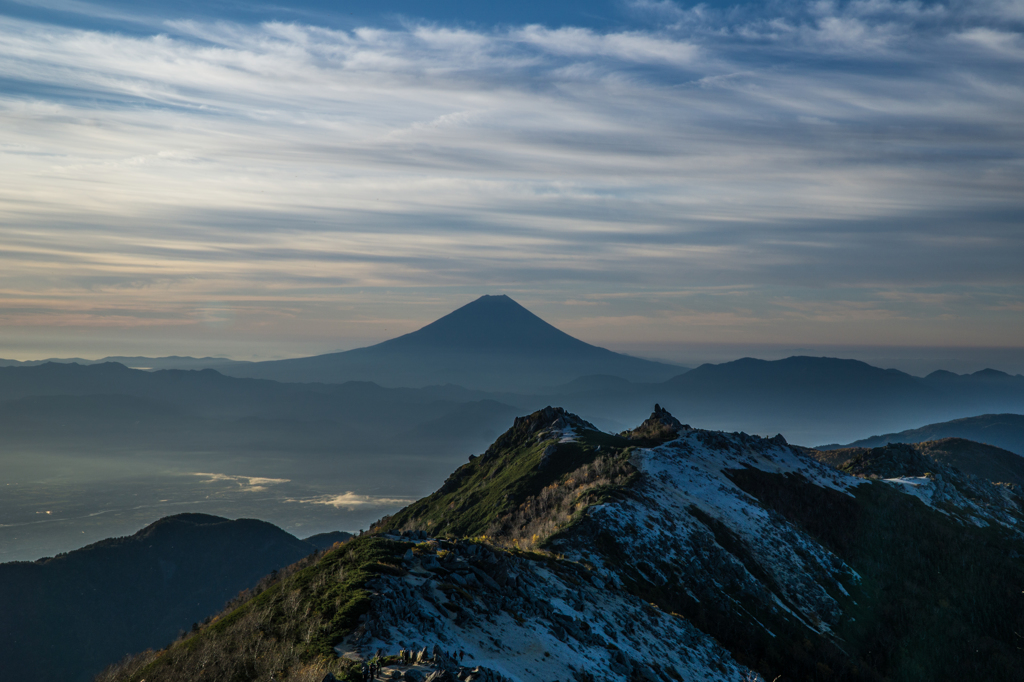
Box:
0;448;444;563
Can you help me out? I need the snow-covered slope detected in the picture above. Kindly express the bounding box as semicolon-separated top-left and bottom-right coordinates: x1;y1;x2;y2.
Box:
819;441;1024;532
362;406;1024;680
557;428;859;637
341;534;746;682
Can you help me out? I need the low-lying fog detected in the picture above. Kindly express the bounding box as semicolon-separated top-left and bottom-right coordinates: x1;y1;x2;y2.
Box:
0;449;460;563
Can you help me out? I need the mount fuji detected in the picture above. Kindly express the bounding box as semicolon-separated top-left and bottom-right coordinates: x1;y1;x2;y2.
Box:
215;295;683;391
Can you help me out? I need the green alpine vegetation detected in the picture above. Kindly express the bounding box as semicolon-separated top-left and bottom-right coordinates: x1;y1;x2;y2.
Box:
372;406;646;548
97;537;407;682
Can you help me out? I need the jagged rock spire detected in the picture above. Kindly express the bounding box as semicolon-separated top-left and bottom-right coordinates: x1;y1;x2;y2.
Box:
623;404;689;442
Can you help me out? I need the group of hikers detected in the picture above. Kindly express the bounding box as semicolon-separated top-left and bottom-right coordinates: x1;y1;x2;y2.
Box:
359;655;384;681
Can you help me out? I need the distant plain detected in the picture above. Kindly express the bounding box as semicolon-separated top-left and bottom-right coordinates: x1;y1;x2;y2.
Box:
0;449;420;563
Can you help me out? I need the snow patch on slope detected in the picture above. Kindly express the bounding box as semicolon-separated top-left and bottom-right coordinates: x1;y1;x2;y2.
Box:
346;538;747;682
565;429;860;634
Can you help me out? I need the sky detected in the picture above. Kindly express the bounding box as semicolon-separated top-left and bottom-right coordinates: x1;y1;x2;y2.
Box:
0;0;1022;367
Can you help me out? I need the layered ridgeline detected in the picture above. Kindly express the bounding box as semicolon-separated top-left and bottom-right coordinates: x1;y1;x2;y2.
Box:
0;514;327;682
549;356;1024;445
824;413;1024;456
812;437;1024;487
212;295;684;391
101;408;1024;682
0;356;249;371
5;303;1024;448
6;355;1024;458
0;360;520;459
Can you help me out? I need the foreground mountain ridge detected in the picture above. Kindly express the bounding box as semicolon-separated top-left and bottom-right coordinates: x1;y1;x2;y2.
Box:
101;407;1024;682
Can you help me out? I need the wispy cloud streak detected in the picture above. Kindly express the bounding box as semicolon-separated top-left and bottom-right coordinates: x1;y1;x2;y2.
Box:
0;1;1021;352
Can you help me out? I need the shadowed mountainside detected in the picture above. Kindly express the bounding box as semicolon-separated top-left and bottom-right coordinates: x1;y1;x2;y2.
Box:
812;437;1024;488
0;514;321;682
822;413;1024;455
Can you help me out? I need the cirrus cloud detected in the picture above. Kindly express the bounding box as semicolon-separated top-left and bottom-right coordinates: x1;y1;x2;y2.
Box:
0;0;1021;355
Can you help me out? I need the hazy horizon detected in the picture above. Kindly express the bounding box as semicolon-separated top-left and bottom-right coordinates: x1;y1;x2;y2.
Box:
4;304;1024;378
5;340;1024;379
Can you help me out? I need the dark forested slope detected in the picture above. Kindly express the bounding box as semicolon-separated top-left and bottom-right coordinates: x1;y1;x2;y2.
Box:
0;514;319;682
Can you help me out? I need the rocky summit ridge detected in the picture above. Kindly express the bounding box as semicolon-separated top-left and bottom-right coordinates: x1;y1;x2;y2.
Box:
102;407;1024;682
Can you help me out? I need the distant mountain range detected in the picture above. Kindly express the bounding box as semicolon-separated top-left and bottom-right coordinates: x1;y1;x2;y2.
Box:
210;294;685;390
812;437;1024;487
4;295;1022;444
820;413;1024;455
0;361;521;462
0;356;249;371
0;514;324;682
2;353;1023;465
96;407;1024;682
541;356;1024;444
2;296;685;391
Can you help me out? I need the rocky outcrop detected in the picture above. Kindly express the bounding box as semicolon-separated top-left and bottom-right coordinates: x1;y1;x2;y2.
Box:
621;404;688;442
481;407;597;461
833;441;1024;531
